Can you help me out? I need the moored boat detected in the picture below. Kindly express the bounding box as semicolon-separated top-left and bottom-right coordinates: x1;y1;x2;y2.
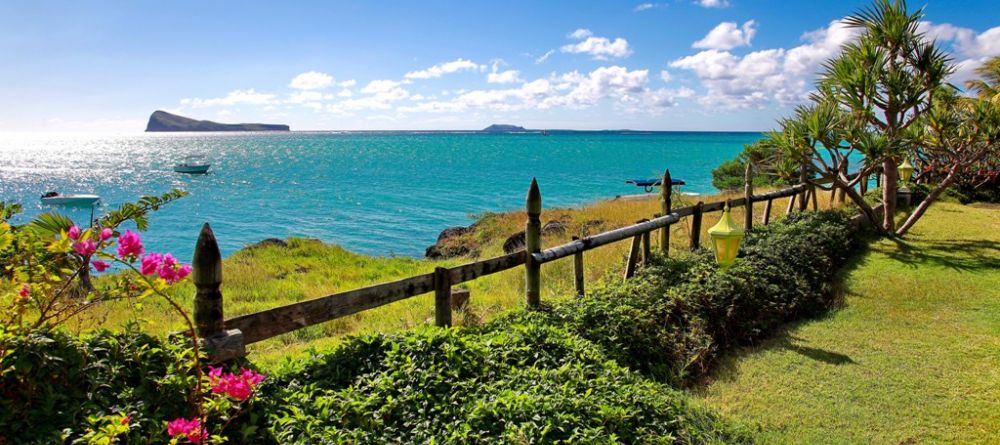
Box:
174;155;211;174
40;192;101;206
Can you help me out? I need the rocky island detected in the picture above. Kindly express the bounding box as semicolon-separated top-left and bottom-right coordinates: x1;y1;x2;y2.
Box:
145;110;290;132
482;124;527;133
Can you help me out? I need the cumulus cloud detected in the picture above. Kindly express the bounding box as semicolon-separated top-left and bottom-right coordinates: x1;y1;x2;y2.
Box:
697;0;730;8
404;58;481;79
671;19;859;109
487;61;523;84
338;79;357;88
660;70;672;82
561;30;633;60
633;3;657;12
180;89;278;108
918;22;1000;86
289;71;334;90
693;20;757;50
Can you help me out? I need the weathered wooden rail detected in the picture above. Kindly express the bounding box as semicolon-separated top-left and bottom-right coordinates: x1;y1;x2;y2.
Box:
192;169;814;360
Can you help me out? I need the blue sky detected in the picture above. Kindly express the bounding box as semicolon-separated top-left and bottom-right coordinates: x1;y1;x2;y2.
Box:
1;0;999;132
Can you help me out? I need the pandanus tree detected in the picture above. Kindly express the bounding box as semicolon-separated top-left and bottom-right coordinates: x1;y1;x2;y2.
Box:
812;0;952;232
896;88;1000;234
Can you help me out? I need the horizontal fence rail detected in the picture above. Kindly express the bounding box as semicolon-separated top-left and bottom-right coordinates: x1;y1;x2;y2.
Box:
190;172;825;359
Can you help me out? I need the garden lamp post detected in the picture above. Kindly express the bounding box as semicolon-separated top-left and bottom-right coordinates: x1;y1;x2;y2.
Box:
897;158;915;207
707;201;744;270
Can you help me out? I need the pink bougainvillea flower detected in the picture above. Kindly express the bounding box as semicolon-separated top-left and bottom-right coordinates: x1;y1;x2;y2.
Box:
18;284;30;298
166;418;206;444
140;253;163;276
68;225;81;240
117;230;144;258
92;260;110;272
208;367;266;401
100;228;113;241
72;240;97;257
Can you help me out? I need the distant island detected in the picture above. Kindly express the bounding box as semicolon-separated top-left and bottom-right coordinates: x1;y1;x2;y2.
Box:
145;110;290;132
482;124;527;133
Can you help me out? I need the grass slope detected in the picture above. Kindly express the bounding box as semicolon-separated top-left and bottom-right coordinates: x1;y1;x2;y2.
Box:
695;201;1000;444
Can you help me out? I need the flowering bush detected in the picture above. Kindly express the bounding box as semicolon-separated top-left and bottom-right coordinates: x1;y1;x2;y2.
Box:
0;192;266;444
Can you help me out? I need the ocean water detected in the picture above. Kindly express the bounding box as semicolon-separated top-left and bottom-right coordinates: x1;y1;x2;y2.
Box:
0;131;760;259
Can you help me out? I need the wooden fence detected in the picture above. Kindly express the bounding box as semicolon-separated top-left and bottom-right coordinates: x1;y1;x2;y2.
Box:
193;169;818;360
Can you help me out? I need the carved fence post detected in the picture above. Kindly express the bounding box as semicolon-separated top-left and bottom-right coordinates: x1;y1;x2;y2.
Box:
690;201;704;250
659;169;672;254
192;223;244;362
572;236;584;297
434;267;452;327
744;162;754;230
525;178;542;309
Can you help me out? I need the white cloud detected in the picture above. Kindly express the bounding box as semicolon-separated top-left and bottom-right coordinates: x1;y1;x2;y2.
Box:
693;20;757;50
404;58;481;79
536;49;556;63
561;31;633;60
287;90;334;104
697;0;730;8
487;62;523;84
289;71;334;90
671;19;859;110
338;79;357;88
180;89;278;108
337;89;353;98
633;3;657;12
917;22;1000;86
660;70;672;82
361;80;402;94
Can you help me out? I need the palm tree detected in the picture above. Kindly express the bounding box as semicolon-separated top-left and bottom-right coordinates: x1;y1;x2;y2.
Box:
965;56;1000;104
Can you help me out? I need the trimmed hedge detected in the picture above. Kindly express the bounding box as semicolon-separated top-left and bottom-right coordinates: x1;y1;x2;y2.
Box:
491;210;859;384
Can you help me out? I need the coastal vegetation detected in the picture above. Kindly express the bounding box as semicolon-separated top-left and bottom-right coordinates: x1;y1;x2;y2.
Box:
2;0;999;443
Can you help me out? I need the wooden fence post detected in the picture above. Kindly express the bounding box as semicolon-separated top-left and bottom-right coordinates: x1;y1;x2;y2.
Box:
811;186;819;210
642;231;651;263
192;223;244;362
525;178;542;309
572;236;584;297
763;198;773;225
624;234;642;280
785;194;796;215
744;162;754;229
798;164;809;212
690;201;704;250
434;267;452;327
659;169;672;255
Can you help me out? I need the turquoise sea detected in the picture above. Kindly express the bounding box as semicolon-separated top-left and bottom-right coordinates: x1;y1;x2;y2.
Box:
0;131;760;260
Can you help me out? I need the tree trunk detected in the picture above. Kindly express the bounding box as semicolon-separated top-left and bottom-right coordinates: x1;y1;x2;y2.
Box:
895;171;958;236
882;159;898;232
839;182;881;231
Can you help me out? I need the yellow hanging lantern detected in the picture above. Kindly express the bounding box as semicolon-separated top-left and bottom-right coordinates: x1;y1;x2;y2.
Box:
707;202;745;270
898;158;915;185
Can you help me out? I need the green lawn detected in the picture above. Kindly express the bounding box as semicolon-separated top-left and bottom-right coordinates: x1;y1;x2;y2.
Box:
695;201;1000;444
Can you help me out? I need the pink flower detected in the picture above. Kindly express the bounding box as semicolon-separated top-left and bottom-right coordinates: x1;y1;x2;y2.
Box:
208;367;266;401
72;240;97;256
100;228;113;241
18;285;29;298
121;415;131;425
68;225;81;240
92;260;110;272
166;418;206;444
117;230;144;258
140;253;163;276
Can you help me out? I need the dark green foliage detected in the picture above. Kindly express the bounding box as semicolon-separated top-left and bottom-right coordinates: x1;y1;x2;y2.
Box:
711;142;789;190
496;211;858;385
0;328;195;444
267;325;751;444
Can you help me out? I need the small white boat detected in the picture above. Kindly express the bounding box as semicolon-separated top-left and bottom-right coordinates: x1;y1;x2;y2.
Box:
40;192;101;206
174;155;211;174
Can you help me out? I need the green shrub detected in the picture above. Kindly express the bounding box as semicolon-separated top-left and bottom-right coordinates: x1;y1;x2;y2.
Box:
266;325;751;444
0;328;195;444
492;211;859;385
